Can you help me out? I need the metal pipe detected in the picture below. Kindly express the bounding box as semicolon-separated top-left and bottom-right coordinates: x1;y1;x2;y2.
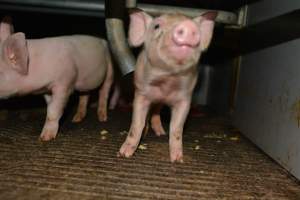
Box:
105;19;136;75
0;0;104;11
0;5;104;17
126;0;137;9
139;4;238;25
0;0;105;17
105;0;135;75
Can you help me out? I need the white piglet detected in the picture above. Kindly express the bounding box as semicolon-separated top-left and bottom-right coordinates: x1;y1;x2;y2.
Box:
119;10;217;162
0;17;113;141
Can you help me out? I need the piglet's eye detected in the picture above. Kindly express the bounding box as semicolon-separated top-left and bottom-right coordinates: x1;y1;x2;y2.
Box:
153;24;160;30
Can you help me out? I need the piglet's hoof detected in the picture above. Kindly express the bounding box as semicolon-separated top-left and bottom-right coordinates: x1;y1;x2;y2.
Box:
152;124;166;137
39;130;57;141
170;150;184;163
118;142;137;158
72;113;84;123
98;111;107;122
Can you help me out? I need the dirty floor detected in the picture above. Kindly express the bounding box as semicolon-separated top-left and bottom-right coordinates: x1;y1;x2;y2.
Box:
0;104;300;200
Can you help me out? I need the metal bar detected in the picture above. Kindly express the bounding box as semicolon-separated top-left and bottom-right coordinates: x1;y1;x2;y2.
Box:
0;0;104;11
0;0;238;24
229;6;248;114
105;0;135;75
0;4;104;17
126;0;137;9
105;19;136;75
138;3;238;25
0;0;105;17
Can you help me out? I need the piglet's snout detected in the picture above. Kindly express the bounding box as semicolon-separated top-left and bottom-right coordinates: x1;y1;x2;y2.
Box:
172;20;200;48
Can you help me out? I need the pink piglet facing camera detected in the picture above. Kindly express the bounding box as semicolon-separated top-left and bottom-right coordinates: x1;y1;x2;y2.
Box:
0;16;114;141
118;9;217;162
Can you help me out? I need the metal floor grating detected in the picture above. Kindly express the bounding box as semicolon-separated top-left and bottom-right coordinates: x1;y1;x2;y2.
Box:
0;105;300;200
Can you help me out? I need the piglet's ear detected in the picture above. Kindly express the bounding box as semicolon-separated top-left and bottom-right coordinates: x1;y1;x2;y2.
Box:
0;16;14;42
194;11;217;51
3;32;29;75
128;8;153;47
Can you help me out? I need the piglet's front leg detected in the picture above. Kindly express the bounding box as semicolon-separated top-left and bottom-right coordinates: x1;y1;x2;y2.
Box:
119;93;150;158
39;87;71;141
169;100;191;163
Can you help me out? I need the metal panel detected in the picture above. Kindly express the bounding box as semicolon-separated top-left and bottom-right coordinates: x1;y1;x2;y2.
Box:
234;38;300;179
247;0;300;25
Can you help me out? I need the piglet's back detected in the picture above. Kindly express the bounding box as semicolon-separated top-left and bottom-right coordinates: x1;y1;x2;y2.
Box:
27;35;109;91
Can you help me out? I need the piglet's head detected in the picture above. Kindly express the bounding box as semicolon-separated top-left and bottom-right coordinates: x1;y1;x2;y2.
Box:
128;9;217;72
0;16;29;98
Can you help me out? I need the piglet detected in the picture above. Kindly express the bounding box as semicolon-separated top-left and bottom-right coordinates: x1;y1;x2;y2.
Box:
118;10;217;162
0;17;113;141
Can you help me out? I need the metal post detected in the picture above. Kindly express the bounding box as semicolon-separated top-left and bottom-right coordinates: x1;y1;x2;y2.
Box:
105;0;135;75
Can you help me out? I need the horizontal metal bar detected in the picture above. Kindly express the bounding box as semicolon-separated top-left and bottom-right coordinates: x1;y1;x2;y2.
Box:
138;3;238;25
0;0;104;17
0;0;104;11
0;4;104;17
0;0;238;25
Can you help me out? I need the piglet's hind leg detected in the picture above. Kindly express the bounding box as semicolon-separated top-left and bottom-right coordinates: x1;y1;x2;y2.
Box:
98;62;114;122
151;104;166;136
72;94;89;123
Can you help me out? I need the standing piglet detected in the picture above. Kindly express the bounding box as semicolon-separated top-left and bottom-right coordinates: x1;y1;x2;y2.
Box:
119;10;217;162
0;17;113;141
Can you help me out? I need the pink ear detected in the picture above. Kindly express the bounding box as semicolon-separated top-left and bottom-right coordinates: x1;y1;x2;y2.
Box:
194;11;217;51
0;16;14;42
128;9;153;47
3;32;29;75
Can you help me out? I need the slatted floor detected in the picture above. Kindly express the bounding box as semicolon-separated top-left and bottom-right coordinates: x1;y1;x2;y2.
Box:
0;104;300;199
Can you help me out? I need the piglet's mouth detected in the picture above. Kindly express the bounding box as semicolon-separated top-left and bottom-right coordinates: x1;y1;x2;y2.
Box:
169;44;196;62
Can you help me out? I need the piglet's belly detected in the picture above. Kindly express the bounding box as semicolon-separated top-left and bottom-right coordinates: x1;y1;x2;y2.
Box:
75;78;103;92
143;86;182;105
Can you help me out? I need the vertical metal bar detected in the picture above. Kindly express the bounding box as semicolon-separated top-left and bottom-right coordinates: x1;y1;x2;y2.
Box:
229;6;248;114
105;0;135;75
126;0;136;8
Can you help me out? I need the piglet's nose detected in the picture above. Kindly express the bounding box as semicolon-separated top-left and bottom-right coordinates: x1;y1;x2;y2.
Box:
172;20;200;47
